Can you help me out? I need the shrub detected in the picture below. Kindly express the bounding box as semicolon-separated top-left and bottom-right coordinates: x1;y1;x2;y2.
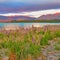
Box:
55;30;60;37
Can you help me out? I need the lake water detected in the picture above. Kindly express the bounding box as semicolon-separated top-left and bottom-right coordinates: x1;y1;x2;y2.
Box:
0;23;60;27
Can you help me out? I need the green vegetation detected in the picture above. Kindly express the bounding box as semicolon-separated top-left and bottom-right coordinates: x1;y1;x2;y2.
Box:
0;27;60;60
2;19;60;23
55;30;60;37
11;20;60;23
54;44;60;51
54;39;60;51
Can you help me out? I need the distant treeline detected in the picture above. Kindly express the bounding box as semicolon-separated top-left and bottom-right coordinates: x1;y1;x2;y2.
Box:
11;20;60;23
0;20;60;23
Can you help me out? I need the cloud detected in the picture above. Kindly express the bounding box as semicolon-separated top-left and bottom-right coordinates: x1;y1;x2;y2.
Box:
0;2;60;13
0;0;10;2
0;0;20;3
0;9;60;18
0;0;60;4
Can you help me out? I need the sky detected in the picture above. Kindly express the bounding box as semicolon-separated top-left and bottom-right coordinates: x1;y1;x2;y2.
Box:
0;0;60;17
0;0;60;4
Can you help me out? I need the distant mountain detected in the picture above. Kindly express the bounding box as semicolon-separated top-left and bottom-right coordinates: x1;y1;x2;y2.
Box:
37;13;60;20
8;16;36;20
0;15;36;20
0;13;60;22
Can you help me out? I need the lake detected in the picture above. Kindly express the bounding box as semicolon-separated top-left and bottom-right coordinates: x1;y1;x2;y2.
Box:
0;23;60;28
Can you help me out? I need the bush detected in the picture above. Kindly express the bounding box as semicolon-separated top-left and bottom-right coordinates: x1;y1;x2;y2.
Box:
55;30;60;37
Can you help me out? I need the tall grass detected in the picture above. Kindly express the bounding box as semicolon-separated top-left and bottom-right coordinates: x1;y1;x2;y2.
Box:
0;29;60;60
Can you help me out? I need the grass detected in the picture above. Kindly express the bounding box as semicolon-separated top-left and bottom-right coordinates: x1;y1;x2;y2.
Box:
0;27;60;60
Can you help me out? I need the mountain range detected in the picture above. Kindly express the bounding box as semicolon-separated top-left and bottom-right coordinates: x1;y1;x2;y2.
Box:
0;13;60;22
37;13;60;20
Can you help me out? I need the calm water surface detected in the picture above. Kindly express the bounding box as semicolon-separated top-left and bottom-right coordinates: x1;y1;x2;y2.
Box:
0;23;60;27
